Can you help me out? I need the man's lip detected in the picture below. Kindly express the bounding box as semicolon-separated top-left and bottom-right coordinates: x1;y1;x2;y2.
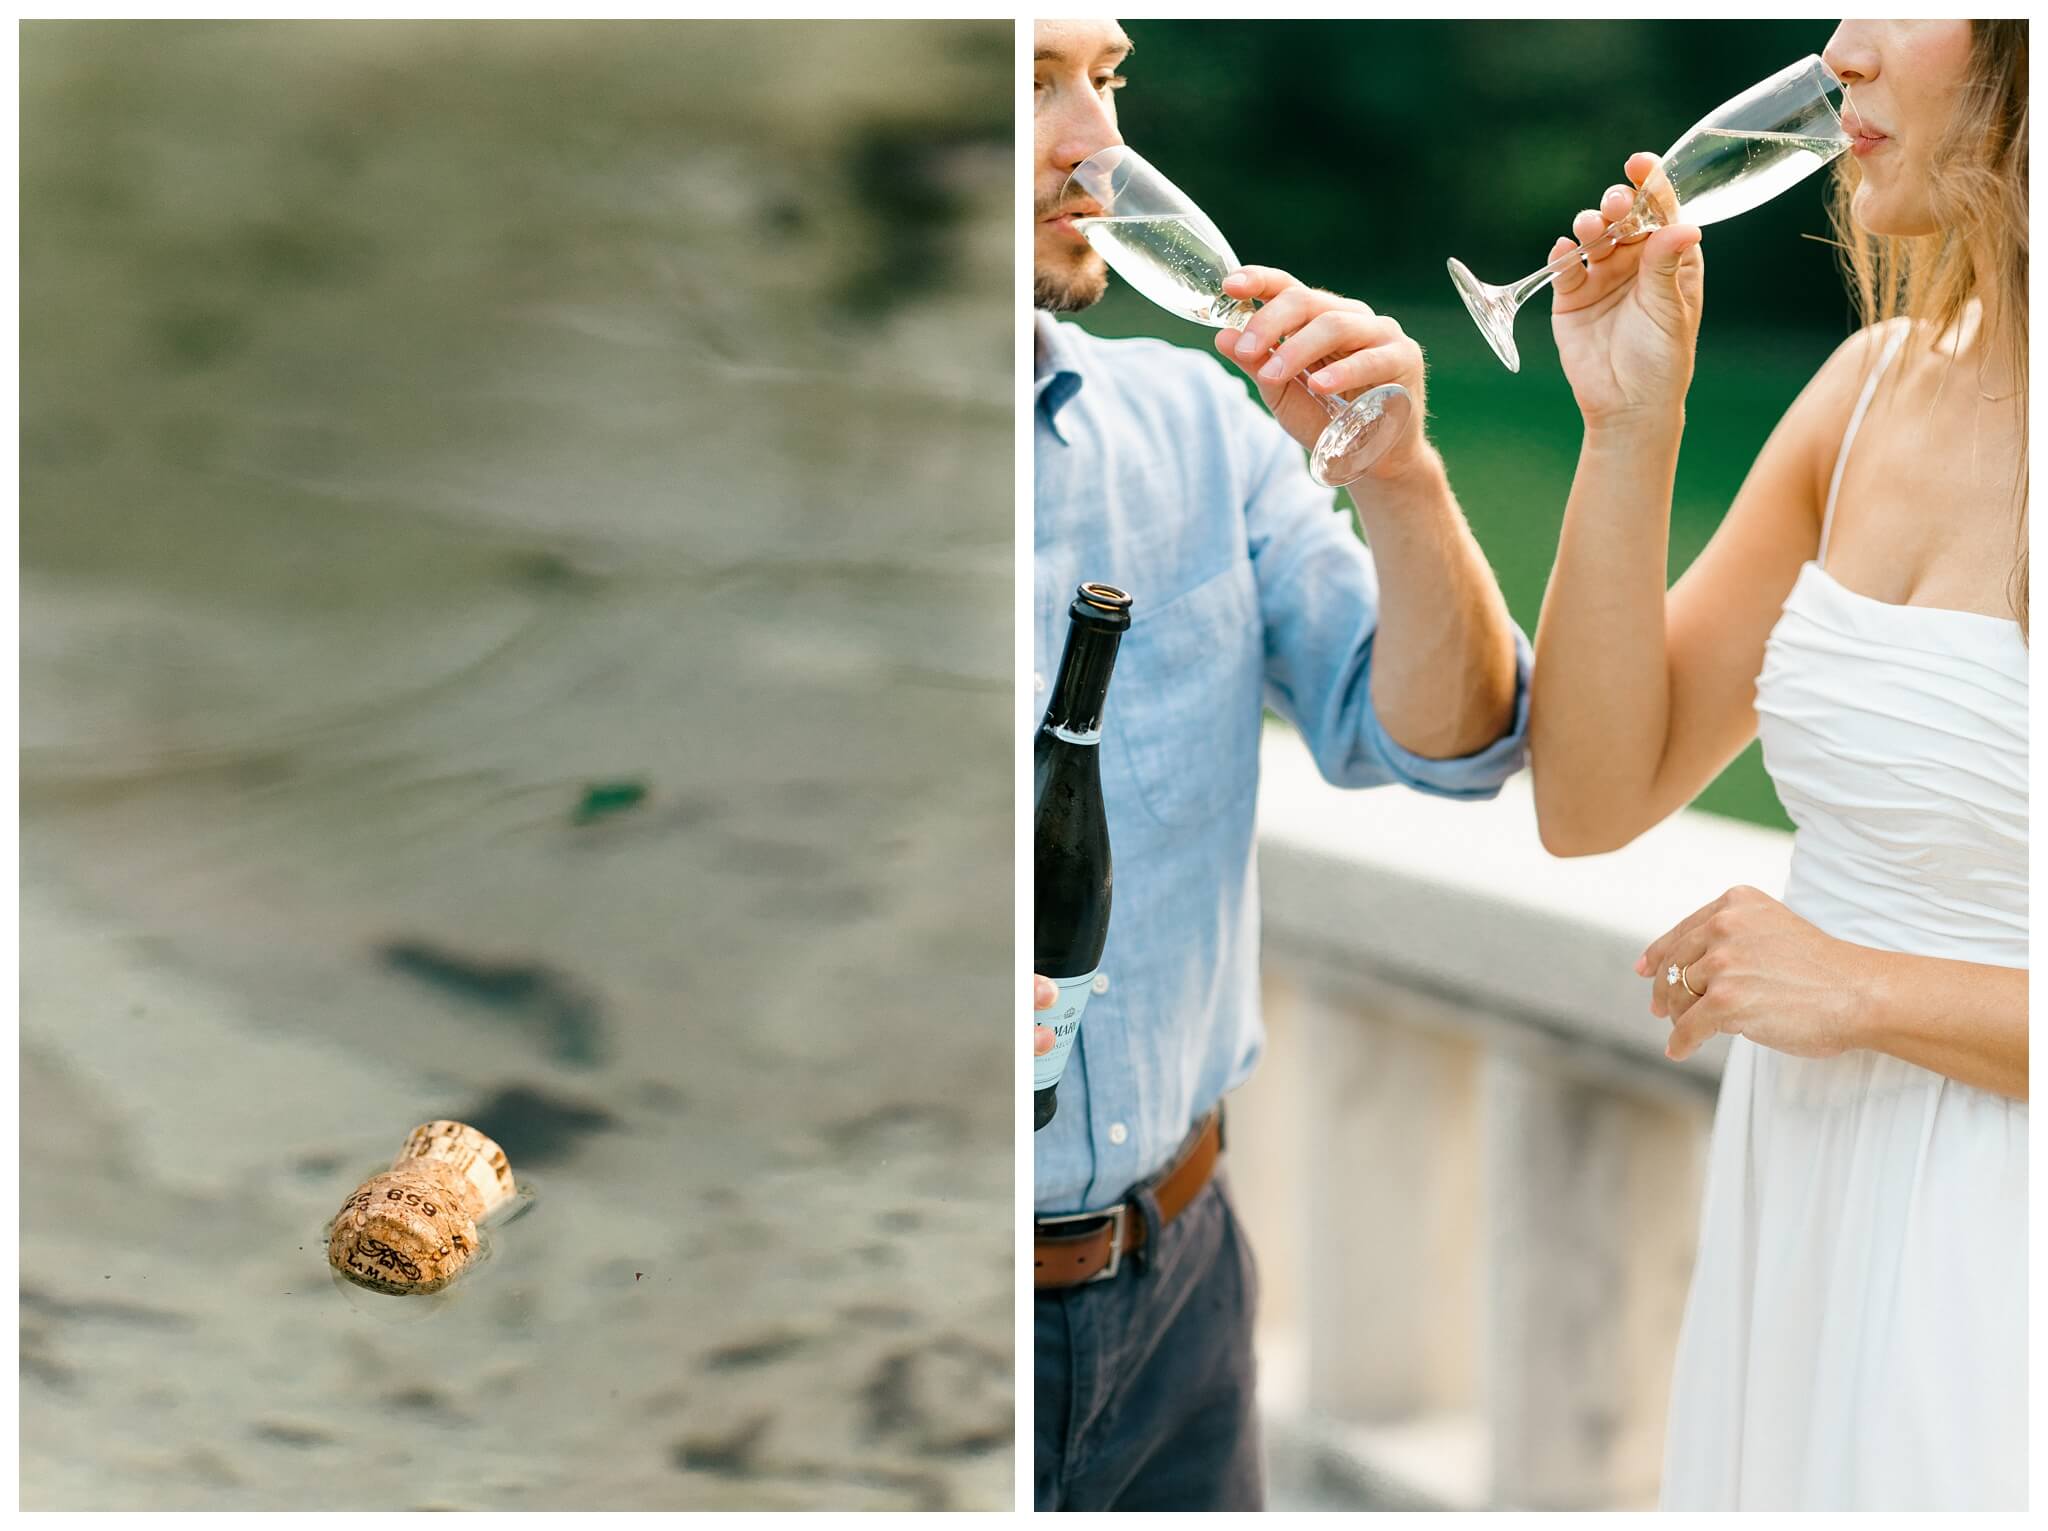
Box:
1042;209;1098;242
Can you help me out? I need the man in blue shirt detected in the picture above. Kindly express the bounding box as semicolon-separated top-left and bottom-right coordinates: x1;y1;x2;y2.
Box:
1032;20;1533;1512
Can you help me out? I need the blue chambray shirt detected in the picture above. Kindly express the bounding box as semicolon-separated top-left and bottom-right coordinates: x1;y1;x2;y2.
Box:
1034;312;1533;1214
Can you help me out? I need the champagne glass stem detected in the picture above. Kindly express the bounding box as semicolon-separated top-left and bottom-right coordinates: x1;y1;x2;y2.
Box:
1504;199;1655;310
1304;379;1352;419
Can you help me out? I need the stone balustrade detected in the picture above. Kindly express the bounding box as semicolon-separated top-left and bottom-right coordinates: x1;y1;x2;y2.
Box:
1232;727;1794;1510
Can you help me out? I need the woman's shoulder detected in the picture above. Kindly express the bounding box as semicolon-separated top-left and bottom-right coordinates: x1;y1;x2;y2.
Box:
1812;316;1916;396
1739;321;1908;528
1779;320;1914;457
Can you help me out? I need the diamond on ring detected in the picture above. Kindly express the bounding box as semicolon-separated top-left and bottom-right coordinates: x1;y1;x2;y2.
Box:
1667;963;1682;987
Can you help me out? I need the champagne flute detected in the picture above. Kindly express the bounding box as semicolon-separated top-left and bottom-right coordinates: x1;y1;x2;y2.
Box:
1062;144;1413;488
1447;55;1850;373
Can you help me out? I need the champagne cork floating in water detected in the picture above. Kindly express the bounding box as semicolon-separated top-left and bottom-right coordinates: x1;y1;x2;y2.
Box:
327;1121;516;1296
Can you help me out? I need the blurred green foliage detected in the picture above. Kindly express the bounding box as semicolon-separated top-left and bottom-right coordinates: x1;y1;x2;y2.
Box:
1071;20;1860;831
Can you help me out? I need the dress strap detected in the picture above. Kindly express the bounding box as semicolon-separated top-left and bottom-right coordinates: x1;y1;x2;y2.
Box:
1818;322;1910;569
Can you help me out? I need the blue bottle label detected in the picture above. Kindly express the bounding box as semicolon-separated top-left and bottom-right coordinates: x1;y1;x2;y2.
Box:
1033;970;1098;1093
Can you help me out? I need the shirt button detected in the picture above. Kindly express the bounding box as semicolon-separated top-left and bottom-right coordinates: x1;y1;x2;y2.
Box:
1092;973;1109;994
1034;671;1046;693
1108;1122;1129;1146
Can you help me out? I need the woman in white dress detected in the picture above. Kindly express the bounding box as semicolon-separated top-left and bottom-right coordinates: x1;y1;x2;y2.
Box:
1525;21;2026;1511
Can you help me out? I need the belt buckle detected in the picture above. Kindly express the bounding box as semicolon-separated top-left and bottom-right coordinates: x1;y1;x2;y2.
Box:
1037;1204;1127;1283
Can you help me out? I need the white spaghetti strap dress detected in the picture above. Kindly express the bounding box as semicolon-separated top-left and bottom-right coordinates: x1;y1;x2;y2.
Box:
1658;325;2030;1510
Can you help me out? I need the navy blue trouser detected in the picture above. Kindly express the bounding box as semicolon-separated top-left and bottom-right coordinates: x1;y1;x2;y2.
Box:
1034;1173;1264;1511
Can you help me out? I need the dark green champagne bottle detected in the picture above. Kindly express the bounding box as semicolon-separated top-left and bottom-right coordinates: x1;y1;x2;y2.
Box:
1034;583;1132;1131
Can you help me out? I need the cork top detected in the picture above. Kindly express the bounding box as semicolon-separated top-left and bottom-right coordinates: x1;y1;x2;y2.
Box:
398;1120;516;1216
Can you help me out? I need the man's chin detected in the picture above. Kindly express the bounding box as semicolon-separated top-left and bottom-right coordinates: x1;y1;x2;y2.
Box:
1034;261;1109;315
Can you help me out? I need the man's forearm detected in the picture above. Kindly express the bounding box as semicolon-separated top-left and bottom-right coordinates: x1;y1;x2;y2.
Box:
1352;446;1519;759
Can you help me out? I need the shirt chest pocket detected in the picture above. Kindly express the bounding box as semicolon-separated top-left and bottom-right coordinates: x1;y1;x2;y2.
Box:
1109;559;1264;829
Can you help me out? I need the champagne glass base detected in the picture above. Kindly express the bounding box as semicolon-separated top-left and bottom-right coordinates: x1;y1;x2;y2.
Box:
1446;257;1523;374
1309;384;1413;488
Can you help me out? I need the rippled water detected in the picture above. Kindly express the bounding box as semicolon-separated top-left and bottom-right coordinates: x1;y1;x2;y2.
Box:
21;20;1013;1511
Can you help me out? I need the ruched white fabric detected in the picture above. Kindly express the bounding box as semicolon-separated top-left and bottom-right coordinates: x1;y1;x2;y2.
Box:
1659;328;2029;1510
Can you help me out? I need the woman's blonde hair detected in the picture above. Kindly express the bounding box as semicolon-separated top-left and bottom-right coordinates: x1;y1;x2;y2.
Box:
1827;18;2028;634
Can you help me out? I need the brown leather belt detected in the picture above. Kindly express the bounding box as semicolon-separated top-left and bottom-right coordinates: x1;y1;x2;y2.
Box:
1034;1110;1223;1288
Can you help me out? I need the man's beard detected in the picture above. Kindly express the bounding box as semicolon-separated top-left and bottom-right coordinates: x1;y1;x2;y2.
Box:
1035;262;1108;313
1033;209;1109;312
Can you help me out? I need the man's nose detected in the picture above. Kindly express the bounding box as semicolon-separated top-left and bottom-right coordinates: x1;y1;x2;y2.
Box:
1050;89;1123;176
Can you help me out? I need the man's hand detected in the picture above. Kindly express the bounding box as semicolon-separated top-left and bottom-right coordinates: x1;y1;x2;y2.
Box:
1033;974;1056;1057
1213;266;1427;480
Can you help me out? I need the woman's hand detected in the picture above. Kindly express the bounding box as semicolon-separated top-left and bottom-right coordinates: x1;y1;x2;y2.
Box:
1212;266;1429;481
1033;974;1056;1057
1549;152;1705;433
1637;885;1862;1062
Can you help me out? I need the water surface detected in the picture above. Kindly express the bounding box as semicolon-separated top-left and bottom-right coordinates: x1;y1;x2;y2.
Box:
21;20;1013;1511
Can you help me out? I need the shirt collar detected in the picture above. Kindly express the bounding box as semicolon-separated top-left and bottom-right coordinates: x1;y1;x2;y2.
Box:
1034;311;1085;444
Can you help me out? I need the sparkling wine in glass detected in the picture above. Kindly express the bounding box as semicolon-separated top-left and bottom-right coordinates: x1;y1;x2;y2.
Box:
1064;145;1413;487
1447;55;1850;372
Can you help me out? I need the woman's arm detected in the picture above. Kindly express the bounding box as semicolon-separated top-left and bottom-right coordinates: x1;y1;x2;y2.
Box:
1532;386;1833;854
1529;158;1873;855
1860;950;2027;1102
